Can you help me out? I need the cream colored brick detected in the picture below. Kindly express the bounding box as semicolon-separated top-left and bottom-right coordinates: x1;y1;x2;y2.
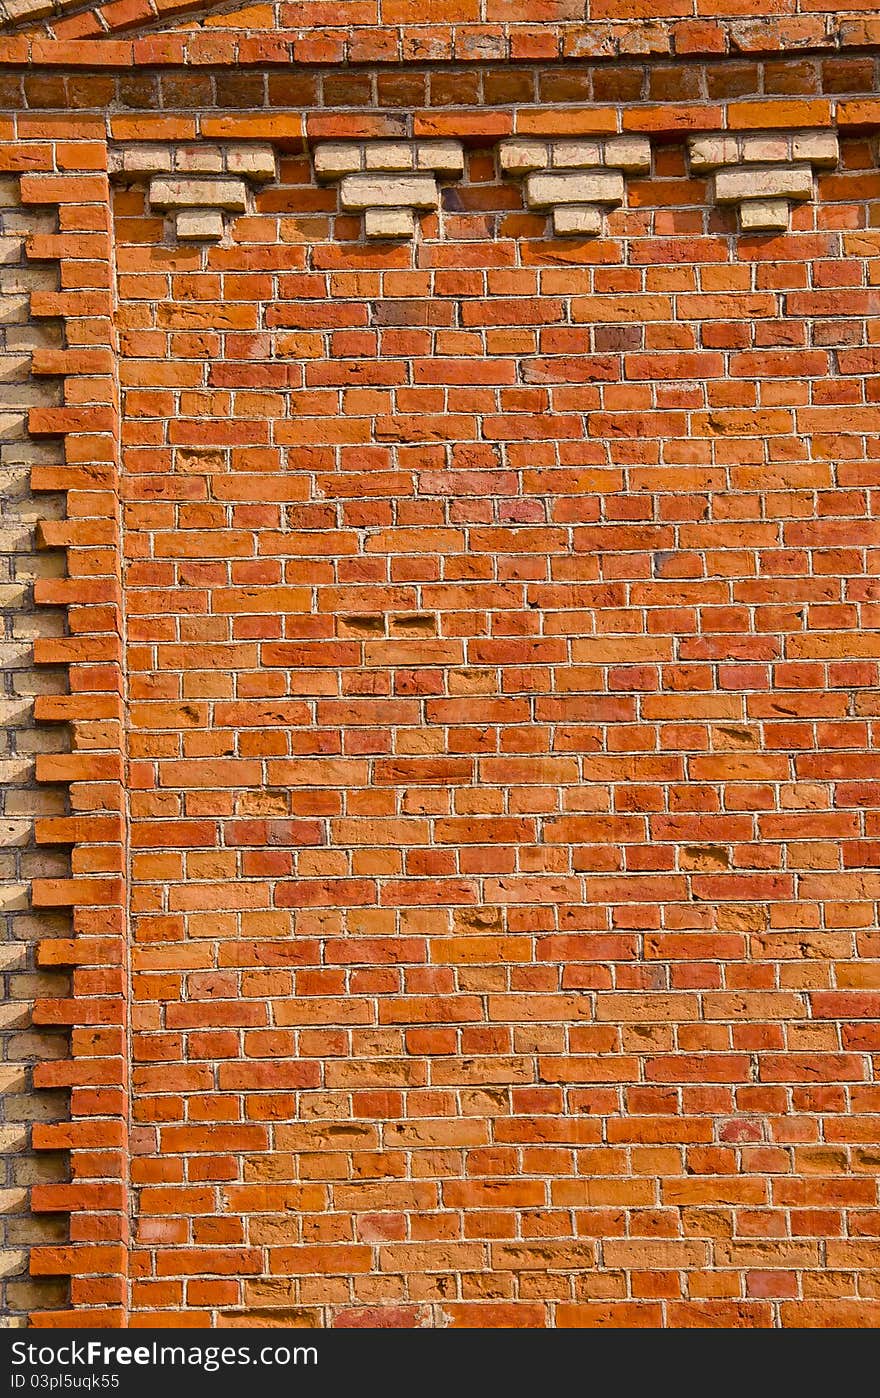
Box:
0;415;26;441
0;1003;29;1029
0;356;35;383
550;140;602;169
0;1252;26;1280
498;139;549;174
2;266;57;294
174;144;224;174
0;298;29;328
791;130;839;168
603;135;652;172
364;207;417;240
149;176;247;211
5;1280;67;1312
525;170;624;209
313;143;362;179
118;145;173;176
740;198;790;232
0;1127;26;1155
0;884;28;912
364;142;413;172
688;135;740;171
339;173;439;211
416;142;465;176
552;204;603;238
226;145;277;182
740;135;790;163
714;164;813;203
6;325;63;353
175;209;225;242
2;0;52;19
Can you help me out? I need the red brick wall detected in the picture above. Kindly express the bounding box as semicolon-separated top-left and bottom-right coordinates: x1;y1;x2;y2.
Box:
7;8;880;1328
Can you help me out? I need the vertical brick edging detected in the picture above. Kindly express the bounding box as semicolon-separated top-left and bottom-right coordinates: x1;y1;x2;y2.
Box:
13;122;129;1328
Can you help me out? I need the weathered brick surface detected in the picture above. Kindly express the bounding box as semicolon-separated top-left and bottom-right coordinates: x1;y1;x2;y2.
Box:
0;182;69;1327
111;130;880;1329
2;3;880;1330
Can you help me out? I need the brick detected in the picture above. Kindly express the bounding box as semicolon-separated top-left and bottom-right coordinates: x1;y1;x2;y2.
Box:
364;207;416;240
740;199;790;232
339;173;439;211
714;164;813;203
313;144;362;179
415;142;464;176
225;145;276;182
113;146;173;176
363;142;414;172
791;130;839;168
498;139;549;174
549;140;603;169
7;1;880;1339
552;204;603;238
688;135;740;170
174;209;224;241
148;177;248;211
602;135;652;171
525;170;625;209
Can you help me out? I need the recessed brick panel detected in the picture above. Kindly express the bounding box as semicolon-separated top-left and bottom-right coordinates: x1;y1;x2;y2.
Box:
4;10;880;1329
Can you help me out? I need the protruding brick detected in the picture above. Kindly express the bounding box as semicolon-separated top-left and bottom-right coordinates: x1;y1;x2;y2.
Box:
174;209;224;242
740;135;790;163
791;130;840;167
739;199;790;232
111;146;172;177
688;135;740;171
498;140;549;174
550;140;603;169
603;135;652;172
313;144;362;179
364;207;416;240
174;145;223;174
364;143;414;172
339;173;439;211
552;204;603;237
525;170;624;209
415;142;465;176
226;145;277;182
148;177;248;212
714;163;813;203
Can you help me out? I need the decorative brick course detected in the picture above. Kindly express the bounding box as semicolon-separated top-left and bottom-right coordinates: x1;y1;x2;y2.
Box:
689;128;840;232
1;1;880;1331
0;180;69;1329
314;142;465;240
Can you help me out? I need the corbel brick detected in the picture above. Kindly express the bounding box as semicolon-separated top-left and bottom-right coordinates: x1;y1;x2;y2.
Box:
498;135;650;238
313;140;465;240
108;143;277;243
688;128;840;232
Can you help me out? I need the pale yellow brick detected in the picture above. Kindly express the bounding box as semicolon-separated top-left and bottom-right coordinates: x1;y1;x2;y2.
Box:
149;176;247;211
715;163;813;203
313;143;362;179
340;173;438;211
364;142;414;172
498;139;549;174
175;208;225;242
364;207;417;240
740;198;790;232
552;204;603;238
525;169;624;209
